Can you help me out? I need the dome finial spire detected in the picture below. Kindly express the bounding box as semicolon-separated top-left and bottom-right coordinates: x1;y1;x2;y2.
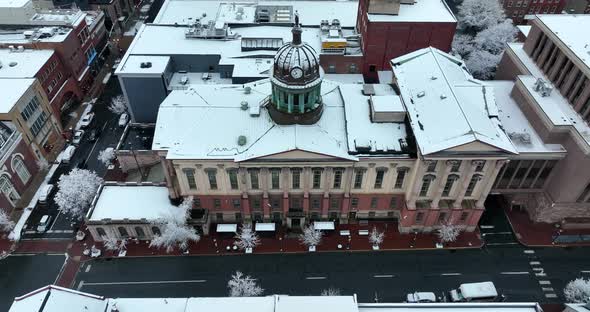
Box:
292;11;302;45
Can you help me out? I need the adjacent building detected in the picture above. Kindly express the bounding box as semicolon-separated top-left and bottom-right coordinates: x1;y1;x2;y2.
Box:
500;0;566;25
495;14;590;228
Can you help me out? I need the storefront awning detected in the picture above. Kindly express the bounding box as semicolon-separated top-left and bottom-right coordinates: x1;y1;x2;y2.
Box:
313;221;335;230
255;223;276;232
216;224;237;233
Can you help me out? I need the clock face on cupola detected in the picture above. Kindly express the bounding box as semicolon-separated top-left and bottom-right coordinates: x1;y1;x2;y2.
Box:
268;12;325;125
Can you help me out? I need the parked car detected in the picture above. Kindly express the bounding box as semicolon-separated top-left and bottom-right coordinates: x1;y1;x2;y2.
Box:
37;215;52;232
61;145;76;164
449;282;499;302
118;113;129;127
72;130;85;145
38;184;54;204
406;292;437;303
88;128;101;142
80;112;94;128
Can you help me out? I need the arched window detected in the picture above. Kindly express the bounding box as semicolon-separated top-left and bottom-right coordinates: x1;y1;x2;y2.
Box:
0;174;20;206
96;227;107;237
135;226;146;238
118;227;129;238
151;226;161;236
11;155;31;184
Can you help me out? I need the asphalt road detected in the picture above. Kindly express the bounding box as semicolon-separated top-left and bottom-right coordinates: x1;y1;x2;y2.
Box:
75;247;560;303
0;254;66;311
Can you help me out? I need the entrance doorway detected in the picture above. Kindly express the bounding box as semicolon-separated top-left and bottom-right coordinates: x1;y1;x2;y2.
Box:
291;218;301;228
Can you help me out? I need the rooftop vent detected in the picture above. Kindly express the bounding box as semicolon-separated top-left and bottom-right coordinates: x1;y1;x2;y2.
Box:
440;94;447;99
140;62;152;68
508;132;532;145
362;84;375;96
9;62;17;67
417;91;425;98
237;135;247;146
179;76;189;85
240;101;249;110
244;86;252;94
533;78;552;97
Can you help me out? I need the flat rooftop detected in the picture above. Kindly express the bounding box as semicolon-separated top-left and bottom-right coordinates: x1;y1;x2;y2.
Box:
0;49;54;78
367;0;456;23
88;185;174;221
118;124;155;151
0;78;34;114
536;14;590;69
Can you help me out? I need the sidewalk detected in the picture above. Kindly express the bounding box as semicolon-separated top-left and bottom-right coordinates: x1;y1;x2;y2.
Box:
504;206;590;247
73;221;483;260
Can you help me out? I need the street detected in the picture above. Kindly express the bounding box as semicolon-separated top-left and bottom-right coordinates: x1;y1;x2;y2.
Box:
74;246;590;304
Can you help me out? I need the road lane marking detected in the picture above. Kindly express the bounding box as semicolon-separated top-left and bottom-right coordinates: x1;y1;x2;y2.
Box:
482;232;513;235
480;225;495;229
535;273;547;277
524;250;535;254
373;274;394;278
539;280;551;285
440;273;461;276
486;242;519;246
545;293;558;298
581;271;590;273
85;265;92;273
500;271;529;275
532;268;544;271
529;261;541;265
306;276;327;280
83;280;207;285
542;287;554;292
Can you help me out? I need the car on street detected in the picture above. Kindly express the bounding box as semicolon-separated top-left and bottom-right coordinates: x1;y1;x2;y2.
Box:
406;292;437;303
118;113;129;127
61;145;76;164
88;128;101;142
449;282;498;302
38;184;54;204
36;215;52;232
112;58;122;72
72;130;85;145
80;112;94;128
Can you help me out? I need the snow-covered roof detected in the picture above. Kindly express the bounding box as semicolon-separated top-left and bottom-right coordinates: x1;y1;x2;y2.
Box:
153;79;357;161
0;78;34;114
489;80;565;155
0;49;54;78
153;0;359;27
391;47;517;156
535;14;590;69
220;57;273;79
324;74;365;84
117;55;171;75
88;185;175;221
367;0;456;23
516;25;531;38
358;303;543;312
0;0;30;8
8;285;107;312
107;298;189;312
341;83;408;154
507;43;590;147
168;72;232;91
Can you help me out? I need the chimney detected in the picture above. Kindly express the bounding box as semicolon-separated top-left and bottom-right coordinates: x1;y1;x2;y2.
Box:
368;0;402;15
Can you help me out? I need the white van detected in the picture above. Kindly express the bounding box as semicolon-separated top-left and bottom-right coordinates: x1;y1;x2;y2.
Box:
37;215;52;232
449;282;498;302
61;145;76;164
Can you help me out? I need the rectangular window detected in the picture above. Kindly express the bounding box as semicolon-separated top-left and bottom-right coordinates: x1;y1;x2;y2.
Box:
291;168;301;189
351;197;359;208
271;197;281;210
415;212;424;223
312;169;322;189
183;169;196;189
419;178;432;197
228;170;239;190
426;161;437;172
353;169;364;189
271;169;280;189
330;197;340;210
370;197;378;209
368;211;376;218
235;212;242;222
333;168;343;189
438;212;448;224
450;161;462;172
30;111;48;137
328;64;336;73
249;169;259;189
395;168;407;189
389;197;397;209
206;169;218;190
465;175;481;197
290;197;302;210
475;161;486;172
272;212;282;222
329;211;339;220
442;176;456;197
232;199;241;209
20;96;41;122
311;197;321;210
252;198;261;210
253;212;263;222
214;199;221;209
374;169;385;189
460;212;469;222
194;198;201;209
348;63;357;74
216;213;223;221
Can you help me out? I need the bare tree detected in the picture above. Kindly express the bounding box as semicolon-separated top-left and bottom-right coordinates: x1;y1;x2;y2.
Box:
0;210;15;233
437;223;462;243
97;148;116;166
234;223;260;251
150;197;200;253
108;95;128;115
102;235;119;251
299;224;322;248
369;226;385;248
321;288;341;296
227;271;264;297
564;278;590;303
54;169;103;220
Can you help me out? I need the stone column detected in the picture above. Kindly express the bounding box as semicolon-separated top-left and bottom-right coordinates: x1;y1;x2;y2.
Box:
303;167;311;214
548;52;566;81
430;160;455;209
574;83;590;112
322;168;332;218
261;168;270;219
475;160;507;208
238;167;248;192
453;160;479;209
160;157;179;199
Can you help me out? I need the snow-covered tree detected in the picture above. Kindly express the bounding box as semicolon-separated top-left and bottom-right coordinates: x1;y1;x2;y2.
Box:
451;33;475;59
564;278;590;303
227;271;264;297
234;223;260;250
457;0;506;33
36;158;50;171
150;197;200;253
108;95;128;115
369;226;385;247
321;288;341;296
102;236;119;251
474;19;518;55
54;169;103;220
437;223;462;243
465;49;503;80
299;224;322;247
97;148;115;166
0;210;15;232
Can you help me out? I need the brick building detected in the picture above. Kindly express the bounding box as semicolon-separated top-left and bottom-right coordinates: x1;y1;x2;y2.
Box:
356;0;456;81
495;14;590;228
500;0;566;25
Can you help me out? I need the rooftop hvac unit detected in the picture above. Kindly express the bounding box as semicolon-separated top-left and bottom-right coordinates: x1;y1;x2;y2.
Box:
179;76;189;85
23;30;35;38
140;62;152;68
17;46;24;52
533;78;552;97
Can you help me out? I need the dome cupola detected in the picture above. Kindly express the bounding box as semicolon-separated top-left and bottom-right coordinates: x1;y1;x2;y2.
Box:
268;13;324;125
